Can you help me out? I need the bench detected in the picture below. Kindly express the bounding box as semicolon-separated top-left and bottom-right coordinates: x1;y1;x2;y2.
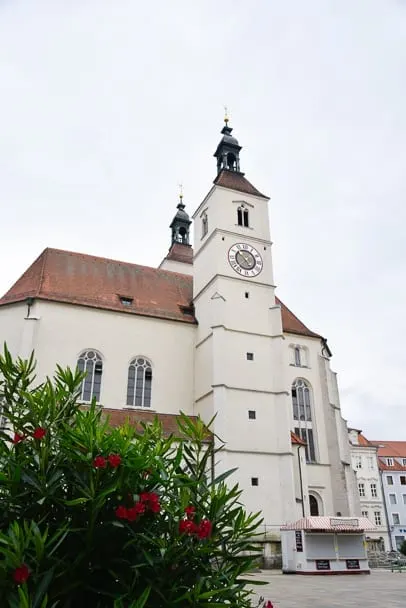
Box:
390;561;406;573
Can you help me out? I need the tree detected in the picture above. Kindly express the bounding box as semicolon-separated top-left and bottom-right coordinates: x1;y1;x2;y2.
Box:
0;346;266;607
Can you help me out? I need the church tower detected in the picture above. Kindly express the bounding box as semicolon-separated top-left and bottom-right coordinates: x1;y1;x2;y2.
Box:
192;118;296;525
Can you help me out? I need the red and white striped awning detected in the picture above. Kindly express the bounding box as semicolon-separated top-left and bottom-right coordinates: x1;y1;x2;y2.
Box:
281;516;376;532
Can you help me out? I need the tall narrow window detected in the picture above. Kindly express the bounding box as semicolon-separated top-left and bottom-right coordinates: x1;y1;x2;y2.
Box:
237;206;249;227
202;213;208;238
370;483;377;497
77;350;103;403
358;483;365;497
374;511;382;526
355;456;362;469
294;346;301;367
292;378;316;462
127;357;152;408
309;495;319;516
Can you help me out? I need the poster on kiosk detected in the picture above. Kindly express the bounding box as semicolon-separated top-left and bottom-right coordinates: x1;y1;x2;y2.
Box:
281;517;375;574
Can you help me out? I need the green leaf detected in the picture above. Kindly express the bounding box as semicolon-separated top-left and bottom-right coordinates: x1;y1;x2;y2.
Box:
33;568;55;608
63;497;90;506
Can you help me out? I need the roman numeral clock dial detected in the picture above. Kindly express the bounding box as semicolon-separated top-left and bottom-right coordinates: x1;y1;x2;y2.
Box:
228;243;263;278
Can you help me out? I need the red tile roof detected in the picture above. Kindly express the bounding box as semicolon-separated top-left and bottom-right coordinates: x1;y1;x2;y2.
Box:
275;297;322;339
371;441;406;458
0;248;321;340
164;242;193;264
101;408;211;441
103;410;304;446
213;170;268;199
0;248;196;324
358;433;374;447
291;431;307;446
378;459;406;472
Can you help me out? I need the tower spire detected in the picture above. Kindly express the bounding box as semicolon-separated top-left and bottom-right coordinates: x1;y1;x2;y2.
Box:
214;110;242;174
169;186;191;246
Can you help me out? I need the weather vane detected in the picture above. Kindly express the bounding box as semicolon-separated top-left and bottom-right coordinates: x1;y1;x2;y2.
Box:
178;182;183;202
224;105;229;125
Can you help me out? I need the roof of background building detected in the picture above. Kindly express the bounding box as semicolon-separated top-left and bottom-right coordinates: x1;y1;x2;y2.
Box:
0;247;323;340
377;459;406;472
371;441;406;458
353;432;375;447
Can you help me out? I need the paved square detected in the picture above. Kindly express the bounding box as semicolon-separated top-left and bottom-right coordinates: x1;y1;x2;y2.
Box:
251;570;405;607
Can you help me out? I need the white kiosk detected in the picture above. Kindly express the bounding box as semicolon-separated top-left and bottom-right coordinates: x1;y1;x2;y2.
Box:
281;517;375;575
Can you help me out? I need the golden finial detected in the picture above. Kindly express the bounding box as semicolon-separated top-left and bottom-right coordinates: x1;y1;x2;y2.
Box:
178;182;183;202
224;105;229;125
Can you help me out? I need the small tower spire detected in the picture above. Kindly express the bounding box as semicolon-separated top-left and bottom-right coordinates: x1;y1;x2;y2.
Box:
214;110;242;174
169;186;191;246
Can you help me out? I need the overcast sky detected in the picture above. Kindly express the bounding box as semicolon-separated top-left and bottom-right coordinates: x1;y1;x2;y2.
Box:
0;0;405;439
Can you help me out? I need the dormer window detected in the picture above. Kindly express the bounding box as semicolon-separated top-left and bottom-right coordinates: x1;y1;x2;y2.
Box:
119;296;133;307
387;458;394;467
237;206;249;228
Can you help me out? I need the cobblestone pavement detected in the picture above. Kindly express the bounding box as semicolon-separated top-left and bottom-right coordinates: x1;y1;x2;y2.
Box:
250;569;405;608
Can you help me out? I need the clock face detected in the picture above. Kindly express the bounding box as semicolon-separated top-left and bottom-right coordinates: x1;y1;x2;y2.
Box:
228;243;263;278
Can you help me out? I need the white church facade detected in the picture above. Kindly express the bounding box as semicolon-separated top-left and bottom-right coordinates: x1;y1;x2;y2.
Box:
0;120;360;550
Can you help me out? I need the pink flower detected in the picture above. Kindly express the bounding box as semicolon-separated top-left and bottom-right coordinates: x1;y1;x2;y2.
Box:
184;505;196;520
93;455;107;469
126;506;138;522
140;491;159;504
12;432;25;444
33;427;46;440
13;564;30;584
264;602;274;608
108;454;121;468
139;491;160;513
149;500;161;513
115;505;128;520
179;519;198;535
134;501;146;515
197;519;212;539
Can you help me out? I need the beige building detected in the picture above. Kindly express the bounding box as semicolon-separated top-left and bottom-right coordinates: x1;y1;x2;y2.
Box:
348;429;389;550
0;120;359;547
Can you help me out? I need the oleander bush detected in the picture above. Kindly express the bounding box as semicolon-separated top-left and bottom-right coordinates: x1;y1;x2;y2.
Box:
0;346;269;607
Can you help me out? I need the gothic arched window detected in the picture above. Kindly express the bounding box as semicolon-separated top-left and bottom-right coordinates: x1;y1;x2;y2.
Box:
309;494;322;516
237;206;249;228
77;350;103;403
127;357;152;408
292;378;316;462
